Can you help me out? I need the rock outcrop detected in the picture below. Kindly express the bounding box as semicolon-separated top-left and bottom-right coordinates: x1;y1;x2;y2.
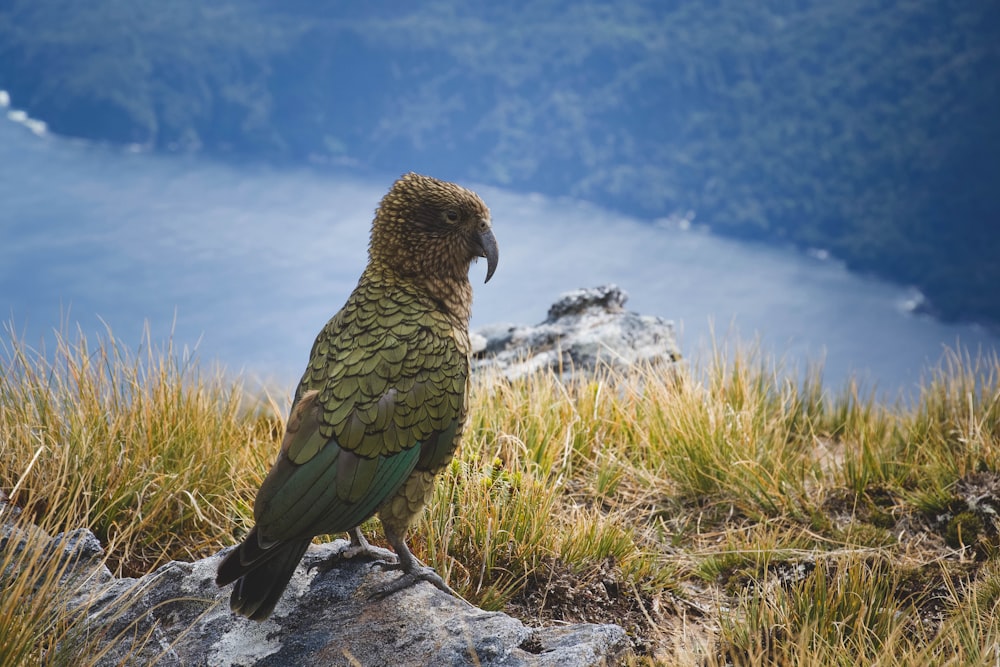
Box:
473;285;680;379
1;509;628;666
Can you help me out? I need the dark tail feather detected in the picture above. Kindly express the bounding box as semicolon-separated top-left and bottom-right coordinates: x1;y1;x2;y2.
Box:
216;529;311;621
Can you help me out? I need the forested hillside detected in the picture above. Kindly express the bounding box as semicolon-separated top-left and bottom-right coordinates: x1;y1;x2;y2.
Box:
2;0;997;325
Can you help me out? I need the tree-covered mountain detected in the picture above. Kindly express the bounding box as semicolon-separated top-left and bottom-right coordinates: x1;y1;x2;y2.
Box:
2;0;997;326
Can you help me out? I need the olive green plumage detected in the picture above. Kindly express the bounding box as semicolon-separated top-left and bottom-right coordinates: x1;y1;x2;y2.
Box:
216;173;498;620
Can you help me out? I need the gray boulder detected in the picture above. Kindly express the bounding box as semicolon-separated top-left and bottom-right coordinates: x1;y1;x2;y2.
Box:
1;511;628;666
473;285;680;379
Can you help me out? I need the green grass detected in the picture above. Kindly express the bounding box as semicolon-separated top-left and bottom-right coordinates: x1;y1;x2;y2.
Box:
2;325;999;664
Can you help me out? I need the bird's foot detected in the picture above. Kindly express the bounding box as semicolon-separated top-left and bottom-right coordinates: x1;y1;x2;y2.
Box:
338;540;397;564
313;530;396;575
368;561;455;600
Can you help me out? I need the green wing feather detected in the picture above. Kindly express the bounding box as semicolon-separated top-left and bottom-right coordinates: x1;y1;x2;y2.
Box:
252;280;467;544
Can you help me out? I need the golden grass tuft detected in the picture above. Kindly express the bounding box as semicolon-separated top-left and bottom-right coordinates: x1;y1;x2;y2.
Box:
2;324;999;664
0;324;282;577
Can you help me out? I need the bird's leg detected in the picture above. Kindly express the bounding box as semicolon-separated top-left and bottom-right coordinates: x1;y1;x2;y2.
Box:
339;527;398;562
367;525;455;600
315;527;396;574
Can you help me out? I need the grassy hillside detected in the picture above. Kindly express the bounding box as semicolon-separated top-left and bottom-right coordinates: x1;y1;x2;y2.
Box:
1;327;999;664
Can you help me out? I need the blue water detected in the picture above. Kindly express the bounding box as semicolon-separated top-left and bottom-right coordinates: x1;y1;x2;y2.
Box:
1;108;997;399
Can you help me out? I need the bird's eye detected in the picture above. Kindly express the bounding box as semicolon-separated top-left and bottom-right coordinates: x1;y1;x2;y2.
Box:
444;209;460;223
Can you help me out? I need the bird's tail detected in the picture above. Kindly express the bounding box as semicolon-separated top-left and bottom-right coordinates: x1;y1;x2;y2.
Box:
216;528;311;621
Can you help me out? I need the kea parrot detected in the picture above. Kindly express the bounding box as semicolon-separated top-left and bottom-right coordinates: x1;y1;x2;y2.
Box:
216;172;498;620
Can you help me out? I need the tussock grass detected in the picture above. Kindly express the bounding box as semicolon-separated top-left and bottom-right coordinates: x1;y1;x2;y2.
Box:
2;324;999;664
0;453;159;665
0;325;280;576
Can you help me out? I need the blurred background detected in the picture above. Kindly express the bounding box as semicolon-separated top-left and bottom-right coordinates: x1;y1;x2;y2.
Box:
1;0;998;397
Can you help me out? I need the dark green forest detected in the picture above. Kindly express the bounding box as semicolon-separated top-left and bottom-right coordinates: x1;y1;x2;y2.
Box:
1;0;997;325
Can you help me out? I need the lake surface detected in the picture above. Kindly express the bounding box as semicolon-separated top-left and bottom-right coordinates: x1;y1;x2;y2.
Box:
1;109;996;399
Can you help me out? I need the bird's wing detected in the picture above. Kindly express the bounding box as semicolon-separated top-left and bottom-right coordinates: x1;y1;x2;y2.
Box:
252;293;467;543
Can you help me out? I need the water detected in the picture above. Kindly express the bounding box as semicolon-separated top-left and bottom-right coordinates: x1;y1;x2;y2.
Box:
1;112;996;399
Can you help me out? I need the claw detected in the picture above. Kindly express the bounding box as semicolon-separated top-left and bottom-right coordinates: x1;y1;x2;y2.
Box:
369;525;458;600
368;563;454;600
311;528;396;575
339;529;397;563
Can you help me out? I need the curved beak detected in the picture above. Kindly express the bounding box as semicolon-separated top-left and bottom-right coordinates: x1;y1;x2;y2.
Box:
476;226;499;283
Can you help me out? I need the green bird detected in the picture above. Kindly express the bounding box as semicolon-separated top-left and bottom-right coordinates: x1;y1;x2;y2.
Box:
216;172;498;620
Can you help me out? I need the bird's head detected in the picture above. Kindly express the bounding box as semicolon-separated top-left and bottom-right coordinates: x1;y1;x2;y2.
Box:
370;173;499;285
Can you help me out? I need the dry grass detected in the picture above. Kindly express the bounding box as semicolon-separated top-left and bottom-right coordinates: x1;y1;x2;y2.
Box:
2;324;999;665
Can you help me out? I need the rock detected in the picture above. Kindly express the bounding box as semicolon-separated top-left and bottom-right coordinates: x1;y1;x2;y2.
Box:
473;285;680;379
0;511;628;666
